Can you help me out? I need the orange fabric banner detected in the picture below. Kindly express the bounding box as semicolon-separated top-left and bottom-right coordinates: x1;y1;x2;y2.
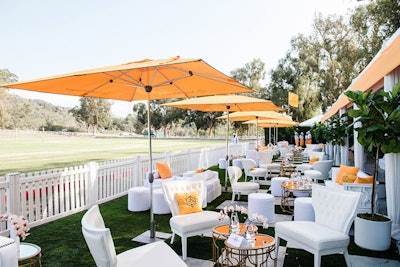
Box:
289;92;299;107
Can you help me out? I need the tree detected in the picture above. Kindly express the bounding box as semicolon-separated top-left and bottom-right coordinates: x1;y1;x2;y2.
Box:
230;58;266;98
132;102;147;134
0;69;19;128
350;0;400;68
267;38;320;121
0;69;18;84
71;98;112;134
182;110;222;137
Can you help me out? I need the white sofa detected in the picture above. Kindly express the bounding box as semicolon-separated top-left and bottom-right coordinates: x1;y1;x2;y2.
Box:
144;170;222;203
325;167;375;214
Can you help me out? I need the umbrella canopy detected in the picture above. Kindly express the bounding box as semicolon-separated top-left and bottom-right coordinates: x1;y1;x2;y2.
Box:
163;95;283;190
218;111;291;148
1;56;253;239
245;119;298;127
3;56;251;100
162;94;283;112
218;111;290;121
254;120;298;145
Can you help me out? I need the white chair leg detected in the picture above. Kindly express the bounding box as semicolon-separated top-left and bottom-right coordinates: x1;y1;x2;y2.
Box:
231;192;235;202
182;236;187;260
170;233;175;244
274;234;280;266
314;253;321;267
343;250;351;266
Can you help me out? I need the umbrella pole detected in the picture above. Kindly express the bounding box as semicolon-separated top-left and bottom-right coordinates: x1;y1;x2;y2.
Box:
269;127;271;145
256;116;259;150
146;90;156;239
225;106;231;191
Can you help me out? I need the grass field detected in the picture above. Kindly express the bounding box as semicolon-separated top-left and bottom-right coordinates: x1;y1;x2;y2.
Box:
0;131;227;176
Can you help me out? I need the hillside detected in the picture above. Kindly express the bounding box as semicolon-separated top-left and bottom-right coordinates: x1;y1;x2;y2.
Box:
0;89;79;130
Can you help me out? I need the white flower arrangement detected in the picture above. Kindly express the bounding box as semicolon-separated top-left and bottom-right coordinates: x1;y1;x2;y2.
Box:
218;205;248;221
218;205;269;229
0;213;30;240
248;212;269;229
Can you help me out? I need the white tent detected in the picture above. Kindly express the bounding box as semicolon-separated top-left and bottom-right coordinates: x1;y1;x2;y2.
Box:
299;115;323;127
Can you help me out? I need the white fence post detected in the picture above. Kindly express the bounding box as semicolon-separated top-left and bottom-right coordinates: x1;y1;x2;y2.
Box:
87;162;98;205
6;173;20;215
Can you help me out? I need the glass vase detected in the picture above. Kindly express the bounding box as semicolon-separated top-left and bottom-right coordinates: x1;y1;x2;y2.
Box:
229;212;240;235
10;227;20;256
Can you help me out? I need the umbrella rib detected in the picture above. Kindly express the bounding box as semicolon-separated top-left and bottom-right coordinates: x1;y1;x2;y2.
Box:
163;64;243;88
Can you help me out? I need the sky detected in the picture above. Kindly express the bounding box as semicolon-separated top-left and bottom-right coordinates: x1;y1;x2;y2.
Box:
1;0;360;117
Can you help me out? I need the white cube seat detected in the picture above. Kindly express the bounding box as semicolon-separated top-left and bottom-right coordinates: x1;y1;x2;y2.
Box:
248;193;275;223
0;236;18;267
128;186;150;212
270;177;289;197
294;197;315;221
153;188;171;214
219;158;227;169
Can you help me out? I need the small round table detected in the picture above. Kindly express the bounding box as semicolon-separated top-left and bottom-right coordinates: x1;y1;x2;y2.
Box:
19;242;42;267
280;181;312;214
223;234;275;266
212;224;248;266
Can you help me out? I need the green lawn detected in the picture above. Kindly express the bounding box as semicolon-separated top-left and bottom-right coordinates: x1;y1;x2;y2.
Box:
25;167;400;266
0;131;227;176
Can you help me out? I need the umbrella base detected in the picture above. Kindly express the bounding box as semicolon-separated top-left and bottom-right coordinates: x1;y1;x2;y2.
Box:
132;230;172;244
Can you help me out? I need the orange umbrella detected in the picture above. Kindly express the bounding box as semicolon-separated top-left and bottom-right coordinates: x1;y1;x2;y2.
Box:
252;119;298;145
164;95;283;190
218;111;290;147
2;56;252;239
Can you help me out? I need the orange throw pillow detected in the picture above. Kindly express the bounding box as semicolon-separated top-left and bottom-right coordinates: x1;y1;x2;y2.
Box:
336;165;359;185
175;191;202;215
156;162;172;179
341;172;357;183
195;168;204;173
309;157;319;165
354;176;374;184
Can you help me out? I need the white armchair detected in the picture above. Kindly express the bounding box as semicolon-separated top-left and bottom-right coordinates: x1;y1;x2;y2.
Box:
241;158;267;183
304;160;334;182
275;184;361;267
227;166;259;202
162;180;229;260
81;205;186;266
258;150;280;178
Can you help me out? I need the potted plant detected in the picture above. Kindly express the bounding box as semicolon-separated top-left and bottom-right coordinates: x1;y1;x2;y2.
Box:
345;82;400;251
325;115;348;165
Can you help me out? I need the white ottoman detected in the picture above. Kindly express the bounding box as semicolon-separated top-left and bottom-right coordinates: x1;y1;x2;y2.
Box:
219;158;227;169
128;187;150;212
153;188;171;214
0;236;18;267
248;193;275;223
294;197;315;221
270;177;289;197
232;158;243;169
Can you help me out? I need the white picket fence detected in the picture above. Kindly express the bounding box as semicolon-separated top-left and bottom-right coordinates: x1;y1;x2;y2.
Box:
0;142;250;234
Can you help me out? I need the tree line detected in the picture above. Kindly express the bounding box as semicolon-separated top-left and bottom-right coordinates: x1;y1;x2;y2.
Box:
1;0;399;137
